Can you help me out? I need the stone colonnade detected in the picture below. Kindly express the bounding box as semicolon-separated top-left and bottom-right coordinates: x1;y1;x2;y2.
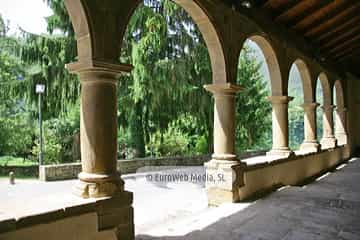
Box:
63;0;349;238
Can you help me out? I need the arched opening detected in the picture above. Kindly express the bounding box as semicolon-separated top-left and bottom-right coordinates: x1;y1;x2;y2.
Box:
288;61;306;150
235;36;276;152
316;76;325;143
120;0;227;85
247;35;283;96
118;0;222;234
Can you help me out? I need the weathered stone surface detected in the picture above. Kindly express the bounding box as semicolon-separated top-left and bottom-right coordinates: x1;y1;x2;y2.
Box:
39;155;211;181
136;158;360;240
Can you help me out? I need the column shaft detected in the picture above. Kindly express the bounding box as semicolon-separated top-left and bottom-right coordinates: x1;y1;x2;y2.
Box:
267;96;293;156
300;103;320;152
204;83;244;205
335;107;348;145
66;61;133;198
320;105;337;149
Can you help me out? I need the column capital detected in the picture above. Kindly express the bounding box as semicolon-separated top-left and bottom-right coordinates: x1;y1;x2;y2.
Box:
204;83;243;96
66;60;133;75
336;107;347;113
267;96;294;104
301;102;320;110
321;105;336;111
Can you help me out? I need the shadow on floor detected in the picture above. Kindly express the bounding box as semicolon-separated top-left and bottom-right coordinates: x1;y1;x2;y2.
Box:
136;158;360;240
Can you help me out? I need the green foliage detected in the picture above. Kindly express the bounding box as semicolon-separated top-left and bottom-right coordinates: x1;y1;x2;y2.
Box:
147;122;190;157
289;105;304;149
32;124;62;164
194;135;209;155
288;65;305;149
0;0;279;163
19;32;79;118
0;156;37;166
235;47;272;151
118;1;213;157
32;103;80;164
0;114;35;158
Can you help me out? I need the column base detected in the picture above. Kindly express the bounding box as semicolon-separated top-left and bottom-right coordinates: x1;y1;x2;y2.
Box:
320;137;337;149
96;191;134;240
205;159;246;206
75;172;124;198
300;141;321;153
266;148;294;157
335;133;348;146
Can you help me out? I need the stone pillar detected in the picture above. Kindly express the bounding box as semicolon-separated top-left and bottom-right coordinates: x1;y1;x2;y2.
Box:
67;61;132;198
320;105;337;149
204;83;245;206
335;107;348;145
267;96;294;156
67;61;135;240
300;102;321;152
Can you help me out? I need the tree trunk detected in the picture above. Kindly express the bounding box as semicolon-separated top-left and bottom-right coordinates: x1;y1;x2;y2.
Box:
129;102;145;158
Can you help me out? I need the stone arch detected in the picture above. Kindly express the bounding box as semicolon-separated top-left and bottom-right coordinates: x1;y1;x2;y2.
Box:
64;0;92;62
65;0;227;83
317;72;332;105
122;0;227;84
292;59;313;103
244;35;283;96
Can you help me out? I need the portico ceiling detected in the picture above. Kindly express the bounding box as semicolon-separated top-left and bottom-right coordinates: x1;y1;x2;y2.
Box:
233;0;360;78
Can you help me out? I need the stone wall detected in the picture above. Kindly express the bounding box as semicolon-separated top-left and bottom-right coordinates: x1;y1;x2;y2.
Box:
0;165;38;178
0;192;134;240
39;151;266;181
238;146;349;202
39;155;211;181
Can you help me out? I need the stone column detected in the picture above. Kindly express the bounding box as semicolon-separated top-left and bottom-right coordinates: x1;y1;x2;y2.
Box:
267;96;294;156
67;61;132;198
320;105;337;149
335;107;348;145
204;83;245;206
300;102;321;152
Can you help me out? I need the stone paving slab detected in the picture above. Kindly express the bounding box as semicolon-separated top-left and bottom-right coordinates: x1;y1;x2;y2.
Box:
1;158;359;239
136;158;360;240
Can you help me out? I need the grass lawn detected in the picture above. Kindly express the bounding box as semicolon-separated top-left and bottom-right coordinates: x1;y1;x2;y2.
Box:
0;156;38;179
0;175;36;179
0;156;38;167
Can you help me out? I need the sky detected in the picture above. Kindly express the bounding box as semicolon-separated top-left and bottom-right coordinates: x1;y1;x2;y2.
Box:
0;0;52;34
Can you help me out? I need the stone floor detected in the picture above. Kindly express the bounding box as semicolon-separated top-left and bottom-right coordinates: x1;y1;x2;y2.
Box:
1;158;359;240
137;158;360;240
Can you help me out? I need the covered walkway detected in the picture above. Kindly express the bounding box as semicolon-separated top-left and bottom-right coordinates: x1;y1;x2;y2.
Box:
1;158;359;239
137;157;360;239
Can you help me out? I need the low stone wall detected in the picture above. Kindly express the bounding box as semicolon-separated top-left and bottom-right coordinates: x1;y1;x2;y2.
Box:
237;146;350;201
39;155;211;181
0;165;38;178
39;151;267;181
0;192;134;240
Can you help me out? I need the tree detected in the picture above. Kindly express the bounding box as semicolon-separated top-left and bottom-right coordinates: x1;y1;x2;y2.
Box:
235;47;272;151
118;0;213;157
16;0;78;118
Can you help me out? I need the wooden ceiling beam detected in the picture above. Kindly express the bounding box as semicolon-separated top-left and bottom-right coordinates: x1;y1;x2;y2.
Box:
266;0;302;18
316;16;360;42
326;35;360;55
292;0;348;32
320;26;360;50
333;47;360;61
331;43;360;59
275;0;318;23
304;3;360;38
282;0;332;27
256;0;270;8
